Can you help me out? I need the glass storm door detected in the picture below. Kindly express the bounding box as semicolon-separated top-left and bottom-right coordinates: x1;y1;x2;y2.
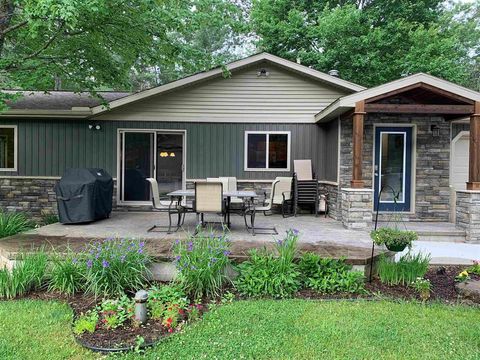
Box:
374;127;412;212
119;131;185;203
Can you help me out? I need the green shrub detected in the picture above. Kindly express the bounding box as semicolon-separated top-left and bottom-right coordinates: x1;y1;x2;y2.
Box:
39;212;59;226
83;237;151;297
0;251;48;299
147;284;188;320
173;229;231;299
377;252;430;286
48;254;85;295
299;252;365;294
73;311;98;335
235;230;301;299
0;211;34;239
370;227;418;249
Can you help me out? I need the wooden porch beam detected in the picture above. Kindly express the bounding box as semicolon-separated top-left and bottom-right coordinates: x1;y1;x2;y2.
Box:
351;101;365;188
364;103;474;114
467;101;480;190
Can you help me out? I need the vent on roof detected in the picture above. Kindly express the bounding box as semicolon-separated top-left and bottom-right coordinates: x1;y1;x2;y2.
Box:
328;69;339;77
257;68;269;77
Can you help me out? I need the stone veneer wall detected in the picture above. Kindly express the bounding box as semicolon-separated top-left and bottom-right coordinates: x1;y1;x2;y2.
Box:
341;188;373;229
456;190;480;243
340;114;451;221
0;178;58;220
319;182;340;220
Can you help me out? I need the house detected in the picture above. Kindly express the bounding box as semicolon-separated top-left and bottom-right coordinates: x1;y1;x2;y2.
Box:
1;52;480;242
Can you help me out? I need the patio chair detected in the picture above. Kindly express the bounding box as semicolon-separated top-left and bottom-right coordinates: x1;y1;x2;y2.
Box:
264;177;294;217
293;160;319;216
145;178;183;233
195;181;226;228
243;179;280;235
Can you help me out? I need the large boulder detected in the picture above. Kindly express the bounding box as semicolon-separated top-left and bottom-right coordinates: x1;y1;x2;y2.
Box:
455;280;480;303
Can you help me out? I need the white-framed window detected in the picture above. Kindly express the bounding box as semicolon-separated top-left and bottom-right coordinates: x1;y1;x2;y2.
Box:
0;125;17;171
244;131;291;171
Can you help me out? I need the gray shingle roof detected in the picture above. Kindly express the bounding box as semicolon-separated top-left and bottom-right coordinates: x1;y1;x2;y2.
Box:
3;90;131;110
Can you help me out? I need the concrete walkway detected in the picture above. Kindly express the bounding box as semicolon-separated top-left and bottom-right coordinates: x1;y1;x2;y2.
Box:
398;241;480;265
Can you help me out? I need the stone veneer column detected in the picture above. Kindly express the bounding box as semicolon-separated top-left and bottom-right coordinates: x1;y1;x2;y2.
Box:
341;188;373;229
456;190;480;243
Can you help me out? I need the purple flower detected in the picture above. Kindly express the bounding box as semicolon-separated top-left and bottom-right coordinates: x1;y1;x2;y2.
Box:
138;248;143;254
102;259;109;268
174;255;181;262
277;239;283;246
223;250;230;256
72;258;78;264
210;257;218;263
291;229;299;236
175;239;180;245
187;242;193;251
120;255;126;262
86;259;93;268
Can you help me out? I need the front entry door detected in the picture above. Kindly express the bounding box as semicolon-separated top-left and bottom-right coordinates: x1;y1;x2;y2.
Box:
119;130;185;203
374;127;413;212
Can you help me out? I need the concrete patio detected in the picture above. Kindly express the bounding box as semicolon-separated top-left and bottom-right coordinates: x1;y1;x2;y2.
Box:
0;211;477;268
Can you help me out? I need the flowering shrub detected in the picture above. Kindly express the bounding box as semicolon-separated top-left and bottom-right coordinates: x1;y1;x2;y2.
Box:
456;270;470;282
235;229;301;299
172;230;231;299
97;295;135;329
83;237;151;297
411;277;431;301
147;284;188;320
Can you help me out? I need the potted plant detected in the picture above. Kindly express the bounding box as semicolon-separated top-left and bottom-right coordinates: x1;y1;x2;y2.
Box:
370;227;418;252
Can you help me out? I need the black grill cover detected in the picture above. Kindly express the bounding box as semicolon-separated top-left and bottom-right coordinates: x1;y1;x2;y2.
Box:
55;168;113;224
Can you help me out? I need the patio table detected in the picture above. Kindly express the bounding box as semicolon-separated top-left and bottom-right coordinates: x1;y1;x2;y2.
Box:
167;189;258;228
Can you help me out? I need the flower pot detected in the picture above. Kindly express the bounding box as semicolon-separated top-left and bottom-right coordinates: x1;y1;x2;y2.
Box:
385;243;407;252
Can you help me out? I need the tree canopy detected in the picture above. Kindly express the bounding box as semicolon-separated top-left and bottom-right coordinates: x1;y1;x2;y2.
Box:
250;0;480;89
0;0;479;110
0;0;246;108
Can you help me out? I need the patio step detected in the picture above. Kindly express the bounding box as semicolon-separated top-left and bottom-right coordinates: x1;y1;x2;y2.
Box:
415;229;466;243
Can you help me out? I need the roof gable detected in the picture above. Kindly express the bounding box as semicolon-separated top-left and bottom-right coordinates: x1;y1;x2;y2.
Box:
315;73;480;122
91;52;365;116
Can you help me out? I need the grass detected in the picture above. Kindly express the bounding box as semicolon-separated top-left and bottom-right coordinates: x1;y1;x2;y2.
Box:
1;299;478;360
0;300;95;360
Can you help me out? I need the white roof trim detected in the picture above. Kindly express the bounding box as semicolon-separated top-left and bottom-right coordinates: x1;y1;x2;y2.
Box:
315;73;480;122
90;52;365;116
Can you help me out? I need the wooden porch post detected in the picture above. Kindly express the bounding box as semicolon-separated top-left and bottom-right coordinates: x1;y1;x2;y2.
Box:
467;101;480;190
351;101;366;188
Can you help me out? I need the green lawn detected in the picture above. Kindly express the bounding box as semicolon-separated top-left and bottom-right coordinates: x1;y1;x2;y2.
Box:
0;300;479;360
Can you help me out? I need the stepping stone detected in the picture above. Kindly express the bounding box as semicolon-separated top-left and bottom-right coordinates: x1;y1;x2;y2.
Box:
455;280;480;303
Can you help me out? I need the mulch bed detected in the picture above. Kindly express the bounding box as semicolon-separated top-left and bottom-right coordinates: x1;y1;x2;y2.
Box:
14;265;478;352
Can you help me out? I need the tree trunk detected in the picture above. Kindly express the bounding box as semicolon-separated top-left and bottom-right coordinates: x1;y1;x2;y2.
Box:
0;0;15;57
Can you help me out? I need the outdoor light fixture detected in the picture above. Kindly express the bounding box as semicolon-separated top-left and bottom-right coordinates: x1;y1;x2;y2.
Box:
88;123;102;131
160;151;169;157
430;124;440;137
170;152;175;157
257;68;269;77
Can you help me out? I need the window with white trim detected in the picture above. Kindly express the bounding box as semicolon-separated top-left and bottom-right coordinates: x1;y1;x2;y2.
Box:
244;131;290;171
0;126;17;171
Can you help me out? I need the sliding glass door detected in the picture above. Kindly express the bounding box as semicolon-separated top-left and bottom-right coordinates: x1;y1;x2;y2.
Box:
119;130;185;204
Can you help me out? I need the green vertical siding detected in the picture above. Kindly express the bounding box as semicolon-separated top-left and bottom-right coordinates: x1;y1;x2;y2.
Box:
0;119;335;180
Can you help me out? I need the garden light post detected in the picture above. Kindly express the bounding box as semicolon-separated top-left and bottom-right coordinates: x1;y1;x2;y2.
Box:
134;290;148;324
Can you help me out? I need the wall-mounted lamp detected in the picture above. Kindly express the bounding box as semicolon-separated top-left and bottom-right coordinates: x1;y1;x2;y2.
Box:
430;124;440;137
257;68;269;77
88;123;102;131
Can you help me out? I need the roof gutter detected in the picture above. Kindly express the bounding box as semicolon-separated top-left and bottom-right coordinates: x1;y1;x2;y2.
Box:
0;108;92;119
